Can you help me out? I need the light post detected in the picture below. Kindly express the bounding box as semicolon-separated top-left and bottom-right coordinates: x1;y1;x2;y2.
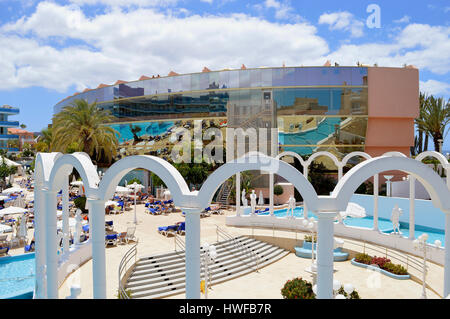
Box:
384;175;393;197
202;242;217;299
303;217;317;283
413;233;441;299
127;182;143;225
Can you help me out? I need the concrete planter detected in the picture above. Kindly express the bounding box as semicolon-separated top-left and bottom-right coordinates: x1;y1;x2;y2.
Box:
350;258;410;280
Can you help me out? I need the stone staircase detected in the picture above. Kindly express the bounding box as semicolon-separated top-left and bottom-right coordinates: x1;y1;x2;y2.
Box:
217;181;232;205
124;236;289;299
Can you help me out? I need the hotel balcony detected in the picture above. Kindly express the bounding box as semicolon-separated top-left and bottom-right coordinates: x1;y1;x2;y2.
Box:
0;107;20;115
0;121;20;128
0;134;19;140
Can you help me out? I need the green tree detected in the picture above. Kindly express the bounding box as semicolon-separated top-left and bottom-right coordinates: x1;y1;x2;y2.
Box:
52;99;119;165
0;157;18;190
415;95;450;152
39;127;53;152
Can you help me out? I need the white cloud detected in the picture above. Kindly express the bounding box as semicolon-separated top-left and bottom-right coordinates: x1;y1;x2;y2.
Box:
325;24;450;75
67;0;178;7
318;11;364;38
393;15;410;24
420;79;450;97
200;0;214;4
263;0;301;22
0;2;328;92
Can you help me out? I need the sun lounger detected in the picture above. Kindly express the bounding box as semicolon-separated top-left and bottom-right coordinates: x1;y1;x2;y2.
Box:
177;222;185;235
158;224;178;237
105;221;113;231
0;246;9;255
105;233;118;247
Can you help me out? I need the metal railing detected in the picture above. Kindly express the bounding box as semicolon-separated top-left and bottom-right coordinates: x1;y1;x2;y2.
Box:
118;241;138;299
174;232;185;252
216;225;260;272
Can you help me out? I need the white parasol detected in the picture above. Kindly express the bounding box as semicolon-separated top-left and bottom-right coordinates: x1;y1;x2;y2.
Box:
2;187;25;194
0;206;28;216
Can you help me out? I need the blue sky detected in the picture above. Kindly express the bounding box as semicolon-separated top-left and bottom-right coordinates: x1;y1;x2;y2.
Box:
0;0;449;149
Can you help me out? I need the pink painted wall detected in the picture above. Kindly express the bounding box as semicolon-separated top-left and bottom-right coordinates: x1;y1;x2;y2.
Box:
365;67;419;157
254;183;294;205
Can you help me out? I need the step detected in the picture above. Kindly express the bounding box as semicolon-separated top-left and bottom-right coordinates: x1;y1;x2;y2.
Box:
132;247;289;299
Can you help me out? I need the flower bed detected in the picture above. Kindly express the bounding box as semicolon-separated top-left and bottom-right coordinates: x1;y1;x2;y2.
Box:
351;253;410;280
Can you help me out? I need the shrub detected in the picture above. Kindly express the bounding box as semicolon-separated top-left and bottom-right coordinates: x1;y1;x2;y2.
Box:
383;262;408;275
304;234;317;242
370;256;390;269
281;277;315;299
337;286;361;299
355;253;372;265
273;185;284;196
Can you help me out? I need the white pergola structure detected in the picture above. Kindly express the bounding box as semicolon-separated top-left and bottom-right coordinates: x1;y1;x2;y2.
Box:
34;151;450;299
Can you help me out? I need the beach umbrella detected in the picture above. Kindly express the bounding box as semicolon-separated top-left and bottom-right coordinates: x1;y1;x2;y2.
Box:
70;181;84;186
339;202;366;219
0;195;9;201
0;224;12;233
258;190;264;206
2;187;25;194
115;186;131;194
0;206;28;216
18;215;28;238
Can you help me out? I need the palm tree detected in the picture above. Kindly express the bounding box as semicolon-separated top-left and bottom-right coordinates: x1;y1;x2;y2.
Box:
37;127;53;152
415;92;429;153
52;99;119;164
416;95;450;152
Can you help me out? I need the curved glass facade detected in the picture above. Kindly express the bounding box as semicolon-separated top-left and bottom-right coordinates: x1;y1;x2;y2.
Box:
53;66;368;160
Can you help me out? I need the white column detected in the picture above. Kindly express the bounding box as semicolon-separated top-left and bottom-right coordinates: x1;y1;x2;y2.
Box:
62;175;70;255
337;165;343;181
409;176;415;240
444;213;450;298
373;174;379;231
316;211;337;299
236;173;241;216
45;190;58;299
34;186;47;299
303;168;308;219
87;199;107;299
185;208;202;299
269;173;274;216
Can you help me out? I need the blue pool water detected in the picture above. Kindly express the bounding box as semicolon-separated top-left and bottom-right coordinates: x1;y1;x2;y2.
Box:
245;207;446;246
0;253;35;299
110;121;175;143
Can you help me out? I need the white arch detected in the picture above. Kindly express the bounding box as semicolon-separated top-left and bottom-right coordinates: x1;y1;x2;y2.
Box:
47;152;100;197
97;155;194;208
34;152;62;187
197;154;319;211
415;151;450;168
305;151;341;168
382;151;407;157
341;151;372;167
332;156;450;212
276;151;306;167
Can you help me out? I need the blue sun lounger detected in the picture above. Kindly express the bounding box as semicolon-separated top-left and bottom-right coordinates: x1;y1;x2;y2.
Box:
158;224;178;237
105;233;118;246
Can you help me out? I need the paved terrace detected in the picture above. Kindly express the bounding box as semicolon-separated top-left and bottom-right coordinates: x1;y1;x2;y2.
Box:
25;205;439;299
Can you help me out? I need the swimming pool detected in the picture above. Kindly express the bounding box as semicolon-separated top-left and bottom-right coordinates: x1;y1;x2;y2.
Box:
0;253;35;299
245;207;446;246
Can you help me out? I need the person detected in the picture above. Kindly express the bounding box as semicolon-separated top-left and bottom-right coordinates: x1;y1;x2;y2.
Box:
390;204;403;234
250;190;257;215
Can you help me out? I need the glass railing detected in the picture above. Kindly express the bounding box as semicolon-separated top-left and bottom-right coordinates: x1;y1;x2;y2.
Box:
0;134;19;139
0;121;19;127
0;108;19;114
